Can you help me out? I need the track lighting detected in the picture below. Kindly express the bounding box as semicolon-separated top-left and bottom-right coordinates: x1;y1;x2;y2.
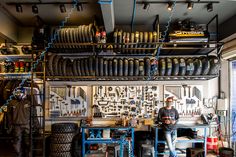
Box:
76;3;83;11
207;3;213;12
16;4;23;13
187;2;193;10
167;2;173;11
60;4;66;13
32;5;38;14
143;2;149;10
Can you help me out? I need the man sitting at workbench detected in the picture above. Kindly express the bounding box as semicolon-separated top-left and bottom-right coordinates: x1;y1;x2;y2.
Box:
157;97;179;157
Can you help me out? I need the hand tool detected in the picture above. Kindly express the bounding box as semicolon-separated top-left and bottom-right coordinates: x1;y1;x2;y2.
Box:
182;84;187;97
67;85;71;98
188;86;191;97
72;86;76;98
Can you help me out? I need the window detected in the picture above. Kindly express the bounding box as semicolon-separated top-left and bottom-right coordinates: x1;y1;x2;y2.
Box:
231;61;236;141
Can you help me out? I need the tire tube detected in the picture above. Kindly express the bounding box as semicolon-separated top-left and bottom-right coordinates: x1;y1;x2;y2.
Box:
109;59;113;76
103;59;108;76
77;59;81;76
49;54;57;76
134;59;139;76
144;57;151;76
84;58;90;76
172;58;180;76
99;58;104;76
159;58;166;76
150;57;158;76
58;58;64;76
165;58;172;76
186;58;195;76
62;59;68;76
123;58;129;76
209;56;220;75
118;58;123;76
201;57;210;75
72;59;79;76
139;59;145;76
128;59;134;76
193;58;202;76
88;56;95;76
80;59;85;76
179;58;186;76
95;57;99;76
113;58;118;76
53;55;61;76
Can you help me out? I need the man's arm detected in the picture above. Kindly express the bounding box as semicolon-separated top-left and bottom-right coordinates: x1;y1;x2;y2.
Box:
175;109;179;124
156;108;163;124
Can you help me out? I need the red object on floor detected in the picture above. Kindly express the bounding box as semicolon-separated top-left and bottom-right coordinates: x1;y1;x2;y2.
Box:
207;137;218;153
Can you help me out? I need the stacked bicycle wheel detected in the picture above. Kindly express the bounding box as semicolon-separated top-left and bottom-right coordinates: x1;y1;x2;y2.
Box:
50;123;78;157
51;24;95;52
113;30;158;54
46;54;220;80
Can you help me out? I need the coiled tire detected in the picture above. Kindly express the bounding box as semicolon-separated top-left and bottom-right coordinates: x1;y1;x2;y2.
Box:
165;58;172;76
51;123;78;133
186;58;194;76
201;57;210;75
128;59;134;76
208;56;220;75
108;59;113;76
51;133;75;144
139;59;145;76
113;58;118;76
123;58;129;76
51;143;72;152
144;57;151;76
51;151;71;157
134;59;139;76
159;58;166;76
118;58;123;76
179;58;186;76
103;59;108;76
172;58;179;76
193;58;202;76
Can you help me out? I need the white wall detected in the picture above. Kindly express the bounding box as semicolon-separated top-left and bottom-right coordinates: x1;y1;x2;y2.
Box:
0;9;18;42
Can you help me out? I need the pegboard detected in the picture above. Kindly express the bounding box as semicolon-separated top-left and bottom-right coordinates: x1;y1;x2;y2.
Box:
92;85;161;119
164;85;203;117
48;86;88;118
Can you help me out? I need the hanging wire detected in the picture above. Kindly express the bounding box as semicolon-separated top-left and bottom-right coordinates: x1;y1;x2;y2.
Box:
0;0;78;112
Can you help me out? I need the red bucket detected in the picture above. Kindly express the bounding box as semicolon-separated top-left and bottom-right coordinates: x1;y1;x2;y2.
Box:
207;137;218;150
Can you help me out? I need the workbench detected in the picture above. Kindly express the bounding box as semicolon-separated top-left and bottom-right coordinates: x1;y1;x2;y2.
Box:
153;124;209;156
81;125;134;157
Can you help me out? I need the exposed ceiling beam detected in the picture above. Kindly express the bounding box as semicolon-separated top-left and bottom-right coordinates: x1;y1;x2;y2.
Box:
99;0;115;34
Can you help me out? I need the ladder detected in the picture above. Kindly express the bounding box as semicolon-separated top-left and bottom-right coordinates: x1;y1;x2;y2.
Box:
29;51;46;157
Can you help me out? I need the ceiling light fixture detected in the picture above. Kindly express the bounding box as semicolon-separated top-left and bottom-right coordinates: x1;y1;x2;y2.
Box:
16;4;23;13
187;1;194;10
167;2;173;11
60;4;66;13
207;3;213;12
76;3;83;11
32;5;38;14
143;2;149;10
